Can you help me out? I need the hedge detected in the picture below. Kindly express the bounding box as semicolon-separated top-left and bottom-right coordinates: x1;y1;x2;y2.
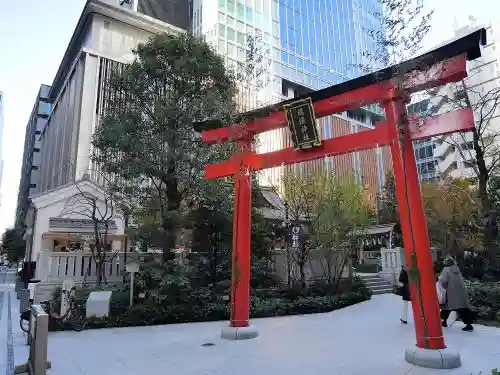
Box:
50;278;371;331
466;281;500;324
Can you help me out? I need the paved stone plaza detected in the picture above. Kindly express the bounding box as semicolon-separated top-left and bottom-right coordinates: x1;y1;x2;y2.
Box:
2;285;500;375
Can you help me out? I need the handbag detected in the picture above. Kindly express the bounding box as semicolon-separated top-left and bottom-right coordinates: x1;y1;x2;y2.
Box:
395;283;403;296
436;281;447;305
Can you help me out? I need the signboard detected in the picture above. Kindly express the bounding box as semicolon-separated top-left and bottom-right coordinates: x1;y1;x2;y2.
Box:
291;225;301;249
126;261;140;274
284;97;321;150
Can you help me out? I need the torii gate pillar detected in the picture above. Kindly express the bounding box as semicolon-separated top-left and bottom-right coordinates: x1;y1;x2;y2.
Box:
221;140;259;340
385;98;461;368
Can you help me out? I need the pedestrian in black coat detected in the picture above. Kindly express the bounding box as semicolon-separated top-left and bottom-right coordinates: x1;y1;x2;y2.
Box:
399;266;411;324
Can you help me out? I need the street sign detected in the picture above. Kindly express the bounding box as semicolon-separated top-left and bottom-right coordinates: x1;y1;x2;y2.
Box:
284;97;321;150
291;225;301;248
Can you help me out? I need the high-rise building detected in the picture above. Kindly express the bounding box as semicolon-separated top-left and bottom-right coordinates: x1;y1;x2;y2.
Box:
30;0;390;214
15;85;52;228
433;23;500;179
407;99;439;183
34;0;183;195
409;23;500;182
116;0;191;30
190;0;390;199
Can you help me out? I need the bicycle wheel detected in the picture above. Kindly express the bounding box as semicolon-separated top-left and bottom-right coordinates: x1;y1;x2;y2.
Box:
20;317;29;333
70;305;86;332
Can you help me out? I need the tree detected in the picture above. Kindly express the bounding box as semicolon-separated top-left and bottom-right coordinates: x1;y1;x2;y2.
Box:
281;171;323;290
92;33;236;263
378;172;399;224
361;0;433;71
421;178;482;256
311;176;373;289
281;171;372;290
427;79;500;265
186;179;233;286
1;227;25;264
59;177;123;287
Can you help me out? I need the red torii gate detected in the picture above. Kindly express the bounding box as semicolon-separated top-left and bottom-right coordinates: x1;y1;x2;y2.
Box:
196;28;486;369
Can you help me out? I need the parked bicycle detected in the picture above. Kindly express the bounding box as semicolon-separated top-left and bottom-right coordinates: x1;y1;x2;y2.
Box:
20;286;86;333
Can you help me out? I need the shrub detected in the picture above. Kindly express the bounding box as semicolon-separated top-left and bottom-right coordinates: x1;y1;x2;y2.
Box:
466;280;500;324
49;280;371;332
467;281;500;311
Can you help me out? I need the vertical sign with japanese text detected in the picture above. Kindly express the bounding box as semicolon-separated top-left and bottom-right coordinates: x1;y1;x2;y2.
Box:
284;97;321;150
290;225;301;249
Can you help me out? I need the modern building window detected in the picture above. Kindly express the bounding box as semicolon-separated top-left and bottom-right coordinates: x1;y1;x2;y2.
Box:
218;39;226;53
246;7;253;24
461;141;474;150
227;0;235;14
227;27;236;41
271;0;278;20
228;43;236;57
237;31;245;45
218;23;226;37
237;2;244;20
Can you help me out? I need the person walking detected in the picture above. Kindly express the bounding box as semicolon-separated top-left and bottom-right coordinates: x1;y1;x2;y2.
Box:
439;256;474;331
399;266;411;324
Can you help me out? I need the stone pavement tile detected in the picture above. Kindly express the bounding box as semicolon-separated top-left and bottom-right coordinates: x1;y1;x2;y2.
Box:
42;294;500;375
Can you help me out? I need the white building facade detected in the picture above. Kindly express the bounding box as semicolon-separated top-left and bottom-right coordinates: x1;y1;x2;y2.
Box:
37;0;183;193
431;23;500;179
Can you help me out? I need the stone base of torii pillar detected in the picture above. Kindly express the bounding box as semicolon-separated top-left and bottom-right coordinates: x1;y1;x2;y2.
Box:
221;325;259;341
405;345;461;369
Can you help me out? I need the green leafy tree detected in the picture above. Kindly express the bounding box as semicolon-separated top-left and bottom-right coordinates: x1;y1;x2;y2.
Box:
421;178;482;256
282;172;372;290
92;33;236;262
310;176;373;289
1;227;26;264
378;172;398;224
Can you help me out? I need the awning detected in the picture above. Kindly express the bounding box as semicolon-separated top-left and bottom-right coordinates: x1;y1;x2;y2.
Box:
351;223;396;236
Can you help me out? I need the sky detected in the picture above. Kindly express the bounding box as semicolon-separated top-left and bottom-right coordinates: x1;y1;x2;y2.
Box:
0;0;498;236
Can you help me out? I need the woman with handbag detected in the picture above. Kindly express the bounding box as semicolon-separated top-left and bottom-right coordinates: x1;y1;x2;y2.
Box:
439;256;474;331
399;266;411;324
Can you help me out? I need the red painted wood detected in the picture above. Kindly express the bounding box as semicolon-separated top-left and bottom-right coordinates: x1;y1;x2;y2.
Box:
205;123;396;179
204;107;474;180
229;141;252;328
386;100;445;350
201;81;397;144
201;54;468;144
408;108;475;140
403;53;468;93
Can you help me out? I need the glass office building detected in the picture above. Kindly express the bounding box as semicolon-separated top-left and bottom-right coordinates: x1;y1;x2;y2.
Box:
212;0;382;91
191;0;387;190
277;0;382;88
